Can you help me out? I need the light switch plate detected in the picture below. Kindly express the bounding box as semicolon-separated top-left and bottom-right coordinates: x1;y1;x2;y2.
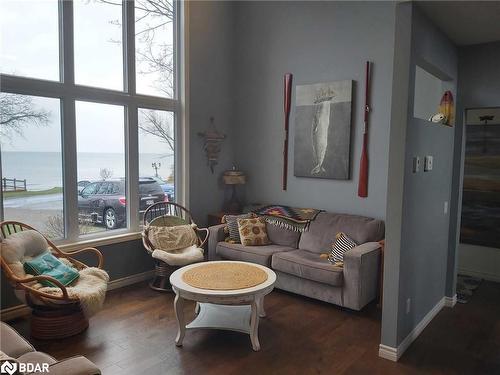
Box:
413;156;420;173
424;155;433;171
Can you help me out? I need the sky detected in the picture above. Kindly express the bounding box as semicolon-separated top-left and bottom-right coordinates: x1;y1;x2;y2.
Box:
0;0;174;154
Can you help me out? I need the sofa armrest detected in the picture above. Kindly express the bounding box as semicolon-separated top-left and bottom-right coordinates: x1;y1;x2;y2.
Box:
30;356;100;375
342;242;381;311
208;224;226;260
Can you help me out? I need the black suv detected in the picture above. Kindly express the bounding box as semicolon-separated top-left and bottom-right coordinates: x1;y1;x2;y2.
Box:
78;178;165;229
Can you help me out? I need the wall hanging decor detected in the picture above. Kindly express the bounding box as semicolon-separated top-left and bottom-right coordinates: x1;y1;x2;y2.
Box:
283;73;293;190
358;61;372;198
198;117;226;173
294;80;353;180
461;107;500;248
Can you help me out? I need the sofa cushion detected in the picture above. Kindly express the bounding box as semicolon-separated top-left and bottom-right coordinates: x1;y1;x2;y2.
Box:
17;351;57;365
271;249;344;287
299;212;384;253
216;242;294;266
265;222;301;248
0;322;34;358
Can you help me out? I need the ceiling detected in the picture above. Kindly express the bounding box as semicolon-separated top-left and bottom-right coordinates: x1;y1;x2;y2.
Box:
417;1;500;46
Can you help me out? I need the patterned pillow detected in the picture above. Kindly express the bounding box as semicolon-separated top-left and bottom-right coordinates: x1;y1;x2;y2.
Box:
328;232;357;263
237;217;271;246
224;213;253;243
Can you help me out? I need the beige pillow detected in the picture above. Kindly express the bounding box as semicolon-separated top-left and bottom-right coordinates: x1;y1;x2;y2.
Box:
147;224;198;252
237;217;270;246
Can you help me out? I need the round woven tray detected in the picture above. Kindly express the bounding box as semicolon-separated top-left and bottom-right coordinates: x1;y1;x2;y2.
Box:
182;263;268;290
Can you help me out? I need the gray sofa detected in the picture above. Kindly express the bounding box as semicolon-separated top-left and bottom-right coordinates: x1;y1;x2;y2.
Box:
208;211;384;311
0;322;100;375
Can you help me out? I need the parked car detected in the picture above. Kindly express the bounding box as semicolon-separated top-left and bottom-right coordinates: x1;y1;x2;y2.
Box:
77;180;91;193
78;178;165;230
151;176;175;201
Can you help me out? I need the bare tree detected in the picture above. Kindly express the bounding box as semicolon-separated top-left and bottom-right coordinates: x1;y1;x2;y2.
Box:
98;0;175;150
99;168;113;180
45;214;92;239
0;93;50;141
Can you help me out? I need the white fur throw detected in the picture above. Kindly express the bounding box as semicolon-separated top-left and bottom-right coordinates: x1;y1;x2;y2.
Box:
152;245;204;266
34;266;109;318
147;224;198;252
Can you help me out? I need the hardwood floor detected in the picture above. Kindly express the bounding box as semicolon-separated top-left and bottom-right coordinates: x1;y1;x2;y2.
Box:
7;281;500;374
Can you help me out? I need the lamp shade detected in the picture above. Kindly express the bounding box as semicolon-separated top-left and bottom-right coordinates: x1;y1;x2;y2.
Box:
223;169;246;185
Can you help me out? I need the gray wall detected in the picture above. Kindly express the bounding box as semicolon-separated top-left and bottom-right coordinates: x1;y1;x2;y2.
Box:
232;1;397;220
1;239;154;310
188;1;236;226
454;41;500;283
382;4;458;347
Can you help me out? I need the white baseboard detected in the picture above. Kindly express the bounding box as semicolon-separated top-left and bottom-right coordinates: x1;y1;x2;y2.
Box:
0;305;31;322
457;268;500;283
379;297;445;362
0;270;155;322
107;270;155;291
444;294;457;308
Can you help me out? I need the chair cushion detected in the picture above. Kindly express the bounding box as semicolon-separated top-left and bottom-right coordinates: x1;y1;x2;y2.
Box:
266;222;301;248
147;224;197;251
271;249;344;287
1;230;49;264
0;322;34;358
216;242;294;266
299;212;385;253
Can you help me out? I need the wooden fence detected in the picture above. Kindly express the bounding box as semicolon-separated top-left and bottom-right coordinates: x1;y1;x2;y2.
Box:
2;178;27;192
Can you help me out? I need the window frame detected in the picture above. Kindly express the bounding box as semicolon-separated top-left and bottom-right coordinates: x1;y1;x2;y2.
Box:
0;0;185;246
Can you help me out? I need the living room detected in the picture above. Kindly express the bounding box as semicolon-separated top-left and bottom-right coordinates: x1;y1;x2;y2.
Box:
1;1;499;374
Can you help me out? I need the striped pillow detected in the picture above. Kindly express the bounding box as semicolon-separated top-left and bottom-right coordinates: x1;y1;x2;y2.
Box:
224;213;253;243
328;232;357;263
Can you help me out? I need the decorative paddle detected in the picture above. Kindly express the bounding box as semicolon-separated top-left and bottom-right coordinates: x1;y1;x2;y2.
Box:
283;73;293;191
358;61;372;198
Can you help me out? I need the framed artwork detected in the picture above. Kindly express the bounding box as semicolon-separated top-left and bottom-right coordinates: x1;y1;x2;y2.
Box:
294;80;353;180
461;107;500;248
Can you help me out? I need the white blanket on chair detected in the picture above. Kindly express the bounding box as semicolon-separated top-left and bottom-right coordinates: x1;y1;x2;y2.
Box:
152;244;204;266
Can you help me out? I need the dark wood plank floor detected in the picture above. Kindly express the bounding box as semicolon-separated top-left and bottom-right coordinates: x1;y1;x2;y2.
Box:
8;281;500;375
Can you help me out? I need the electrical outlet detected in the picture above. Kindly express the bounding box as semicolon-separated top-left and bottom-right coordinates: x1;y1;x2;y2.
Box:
424;155;433;172
406;298;411;314
412;156;420;173
444;201;449;214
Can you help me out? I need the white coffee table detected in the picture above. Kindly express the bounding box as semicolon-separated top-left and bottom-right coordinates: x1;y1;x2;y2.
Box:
170;261;276;351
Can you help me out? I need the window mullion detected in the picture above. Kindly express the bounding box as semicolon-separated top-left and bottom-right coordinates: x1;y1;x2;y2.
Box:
61;0;78;241
126;105;139;231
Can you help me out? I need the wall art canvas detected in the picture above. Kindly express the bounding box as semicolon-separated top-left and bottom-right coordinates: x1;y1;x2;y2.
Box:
294;80;353;180
461;107;500;248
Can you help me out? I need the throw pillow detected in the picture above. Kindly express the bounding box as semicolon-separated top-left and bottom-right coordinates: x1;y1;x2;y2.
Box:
328;232;357;263
24;251;80;288
237;217;271;246
224;213;254;243
147;224;198;251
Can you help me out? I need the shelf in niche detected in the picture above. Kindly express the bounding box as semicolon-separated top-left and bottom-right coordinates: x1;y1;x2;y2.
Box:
413;60;455;127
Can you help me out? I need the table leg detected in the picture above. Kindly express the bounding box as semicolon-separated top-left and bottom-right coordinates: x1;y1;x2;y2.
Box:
174;293;185;347
250;300;260;351
194;302;201;316
256;296;266;318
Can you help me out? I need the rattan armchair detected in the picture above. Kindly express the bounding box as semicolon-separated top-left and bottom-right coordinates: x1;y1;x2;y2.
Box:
142;202;209;292
0;221;104;339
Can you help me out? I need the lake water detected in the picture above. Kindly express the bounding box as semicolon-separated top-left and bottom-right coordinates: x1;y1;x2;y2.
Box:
1;151;174;190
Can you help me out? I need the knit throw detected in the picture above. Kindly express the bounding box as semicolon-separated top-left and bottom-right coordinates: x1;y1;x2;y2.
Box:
253;205;322;232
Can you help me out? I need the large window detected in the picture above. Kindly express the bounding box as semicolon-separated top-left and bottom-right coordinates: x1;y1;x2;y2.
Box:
0;0;181;243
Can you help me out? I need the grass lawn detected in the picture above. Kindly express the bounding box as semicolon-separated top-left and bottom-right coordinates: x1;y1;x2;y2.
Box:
3;187;63;199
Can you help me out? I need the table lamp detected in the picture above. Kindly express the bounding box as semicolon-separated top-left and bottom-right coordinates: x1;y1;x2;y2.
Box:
223;167;246;213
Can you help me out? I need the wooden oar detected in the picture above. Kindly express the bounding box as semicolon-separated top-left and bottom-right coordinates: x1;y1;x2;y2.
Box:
283;73;293;191
358;61;371;198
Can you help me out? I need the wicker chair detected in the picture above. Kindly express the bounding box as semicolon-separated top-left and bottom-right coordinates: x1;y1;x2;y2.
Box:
0;221;104;340
142;202;209;292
